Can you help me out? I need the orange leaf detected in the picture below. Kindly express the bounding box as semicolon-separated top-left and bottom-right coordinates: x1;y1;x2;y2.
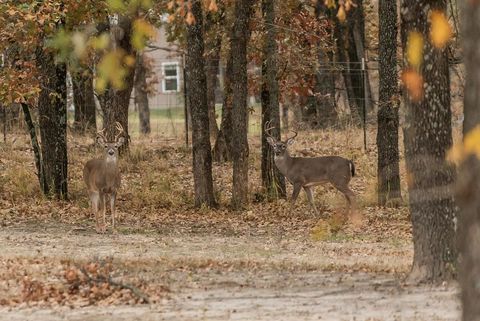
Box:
401;69;424;102
337;5;346;23
185;11;195;25
406;32;424;69
208;0;218;12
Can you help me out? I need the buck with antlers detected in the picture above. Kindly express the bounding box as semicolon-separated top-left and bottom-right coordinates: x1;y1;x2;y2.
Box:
265;121;356;217
83;122;125;233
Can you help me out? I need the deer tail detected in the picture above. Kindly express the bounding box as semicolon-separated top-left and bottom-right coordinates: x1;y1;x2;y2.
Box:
349;160;355;177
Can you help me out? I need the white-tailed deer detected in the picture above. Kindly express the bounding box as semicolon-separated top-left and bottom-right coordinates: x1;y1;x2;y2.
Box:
265;122;356;216
83;122;125;233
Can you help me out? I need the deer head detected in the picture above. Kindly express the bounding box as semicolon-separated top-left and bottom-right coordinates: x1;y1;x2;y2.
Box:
95;122;125;162
264;120;297;157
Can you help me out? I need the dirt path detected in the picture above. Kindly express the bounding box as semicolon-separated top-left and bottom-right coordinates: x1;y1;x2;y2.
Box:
0;226;460;320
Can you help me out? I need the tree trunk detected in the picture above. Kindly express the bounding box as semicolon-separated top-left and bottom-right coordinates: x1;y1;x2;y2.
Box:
314;2;338;128
457;1;480;320
334;19;361;123
204;8;224;141
376;0;401;205
134;52;151;135
230;0;254;209
72;66;96;133
37;48;68;200
98;16;135;152
186;0;216;208
401;0;456;283
213;47;234;163
21;103;46;193
261;0;286;199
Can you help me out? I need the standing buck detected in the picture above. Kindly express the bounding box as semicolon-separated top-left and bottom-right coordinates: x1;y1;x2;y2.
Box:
265;122;356;216
84;122;125;233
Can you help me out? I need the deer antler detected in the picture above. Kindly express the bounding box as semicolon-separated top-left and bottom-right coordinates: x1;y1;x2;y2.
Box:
114;122;124;142
287;130;298;141
264;120;276;139
96;127;107;142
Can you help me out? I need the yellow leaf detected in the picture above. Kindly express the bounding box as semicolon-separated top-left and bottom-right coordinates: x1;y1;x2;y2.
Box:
96;50;128;92
447;125;480;163
324;0;336;9
132;19;157;50
337;5;346;23
89;33;110;50
407;32;424;69
124;55;136;67
430;10;452;48
310;220;332;241
401;69;424;102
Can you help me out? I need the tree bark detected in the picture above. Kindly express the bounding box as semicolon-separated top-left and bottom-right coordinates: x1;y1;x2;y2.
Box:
134;52;151;135
401;0;456;283
186;0;216;208
334;19;361;123
314;2;338;128
213;45;234;163
376;0;401;205
37;48;68;200
230;0;254;209
21;103;46;193
98;16;135;152
72;66;96;133
457;1;480;320
261;0;286;199
204;8;224;141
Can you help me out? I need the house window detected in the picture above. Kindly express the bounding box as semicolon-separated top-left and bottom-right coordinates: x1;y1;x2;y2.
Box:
162;62;180;93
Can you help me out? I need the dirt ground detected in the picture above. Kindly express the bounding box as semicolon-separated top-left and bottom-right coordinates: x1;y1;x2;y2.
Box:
0;224;460;321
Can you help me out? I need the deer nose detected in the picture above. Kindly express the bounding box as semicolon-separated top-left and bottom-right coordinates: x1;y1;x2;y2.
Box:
108;150;115;156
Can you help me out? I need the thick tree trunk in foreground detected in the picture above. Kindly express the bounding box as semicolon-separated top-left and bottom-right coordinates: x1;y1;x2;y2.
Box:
401;0;456;283
72;66;96;133
98;16;135;152
186;0;216;207
230;0;254;209
134;53;151;135
37;48;68;200
376;0;401;205
261;0;286;199
457;1;480;320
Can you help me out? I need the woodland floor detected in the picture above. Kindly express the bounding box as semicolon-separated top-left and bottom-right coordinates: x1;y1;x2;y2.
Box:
0;126;462;320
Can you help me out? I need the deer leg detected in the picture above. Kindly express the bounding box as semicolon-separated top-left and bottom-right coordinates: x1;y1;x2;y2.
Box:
334;184;357;214
100;194;107;234
90;192;101;233
110;192;117;233
303;186;319;216
290;183;302;207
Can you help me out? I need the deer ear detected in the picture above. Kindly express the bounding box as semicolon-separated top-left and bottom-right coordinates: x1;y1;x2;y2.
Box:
286;138;295;145
266;137;276;146
116;137;125;147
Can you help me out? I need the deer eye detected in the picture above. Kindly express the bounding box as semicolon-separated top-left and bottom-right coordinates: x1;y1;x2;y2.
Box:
104;144;108;148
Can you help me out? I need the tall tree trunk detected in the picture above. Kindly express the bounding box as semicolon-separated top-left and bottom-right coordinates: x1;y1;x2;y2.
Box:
21;103;46;193
314;1;338;128
204;8;224;141
134;52;151;135
261;0;286;199
457;1;480;320
98;16;135;152
186;0;216;207
72;66;96;133
230;0;254;209
401;0;456;283
334;19;361;123
213;45;234;163
376;0;401;205
37;48;68;200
